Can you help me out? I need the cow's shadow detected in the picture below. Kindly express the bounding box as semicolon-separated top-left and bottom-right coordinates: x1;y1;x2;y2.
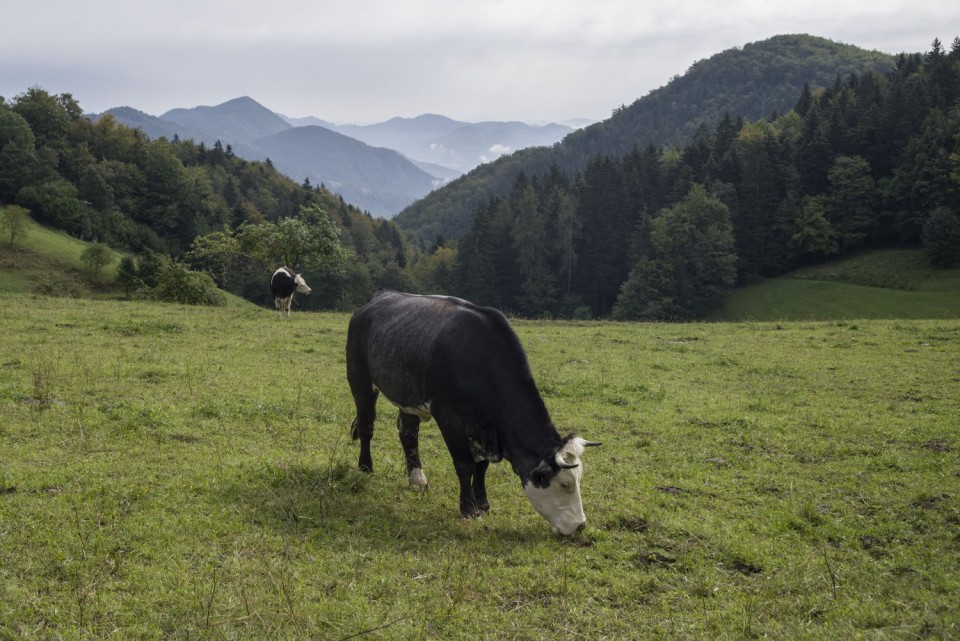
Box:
221;457;547;552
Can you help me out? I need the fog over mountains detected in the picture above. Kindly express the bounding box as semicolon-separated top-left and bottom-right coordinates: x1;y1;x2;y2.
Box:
100;97;579;218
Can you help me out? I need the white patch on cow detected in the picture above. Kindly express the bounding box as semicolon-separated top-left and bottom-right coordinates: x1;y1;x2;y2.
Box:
408;467;429;488
373;385;433;421
402;404;432;420
294;273;311;294
523;438;592;536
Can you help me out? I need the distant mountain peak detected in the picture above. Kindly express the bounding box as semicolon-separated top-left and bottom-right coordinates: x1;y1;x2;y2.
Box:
222;95;260;106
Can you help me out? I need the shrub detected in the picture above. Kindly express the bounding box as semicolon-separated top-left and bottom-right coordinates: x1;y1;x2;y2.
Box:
147;261;226;306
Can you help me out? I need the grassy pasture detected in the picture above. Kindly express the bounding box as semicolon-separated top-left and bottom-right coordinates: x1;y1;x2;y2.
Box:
1;295;958;640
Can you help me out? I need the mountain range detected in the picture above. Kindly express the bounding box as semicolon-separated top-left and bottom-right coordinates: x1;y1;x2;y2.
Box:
98;99;576;218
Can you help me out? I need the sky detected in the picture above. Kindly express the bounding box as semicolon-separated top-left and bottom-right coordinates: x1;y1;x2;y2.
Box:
2;0;957;125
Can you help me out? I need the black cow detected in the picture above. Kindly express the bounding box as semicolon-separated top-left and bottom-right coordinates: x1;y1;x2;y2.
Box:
270;267;311;316
346;290;599;535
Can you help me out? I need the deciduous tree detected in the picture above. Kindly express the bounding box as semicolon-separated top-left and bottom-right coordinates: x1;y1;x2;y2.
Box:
81;242;114;279
614;184;736;320
1;205;30;245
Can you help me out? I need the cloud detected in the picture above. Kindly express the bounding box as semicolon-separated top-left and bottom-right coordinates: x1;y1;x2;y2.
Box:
2;0;958;123
480;144;513;163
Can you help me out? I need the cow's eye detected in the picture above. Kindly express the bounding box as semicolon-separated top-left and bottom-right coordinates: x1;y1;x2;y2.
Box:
560;482;573;493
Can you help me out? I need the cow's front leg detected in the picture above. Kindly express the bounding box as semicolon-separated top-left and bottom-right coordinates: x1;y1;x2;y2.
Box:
472;460;490;514
398;412;428;488
452;458;485;518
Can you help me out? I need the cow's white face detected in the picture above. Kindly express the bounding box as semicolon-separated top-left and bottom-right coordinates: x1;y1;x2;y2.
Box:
294;274;312;294
523;438;590;536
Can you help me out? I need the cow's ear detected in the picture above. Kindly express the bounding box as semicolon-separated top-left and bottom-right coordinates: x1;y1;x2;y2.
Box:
530;460;553;489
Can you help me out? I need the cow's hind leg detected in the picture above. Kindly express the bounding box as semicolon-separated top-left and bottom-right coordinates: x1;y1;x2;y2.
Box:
349;384;378;473
397;411;428;488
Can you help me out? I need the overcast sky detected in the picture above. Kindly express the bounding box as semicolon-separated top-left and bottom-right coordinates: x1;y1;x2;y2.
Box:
2;0;957;125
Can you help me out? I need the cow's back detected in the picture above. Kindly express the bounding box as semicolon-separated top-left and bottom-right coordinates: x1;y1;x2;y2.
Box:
271;267;296;298
347;291;529;410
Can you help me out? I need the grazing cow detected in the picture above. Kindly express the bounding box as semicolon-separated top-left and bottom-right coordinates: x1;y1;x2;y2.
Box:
346;290;600;536
270;267;311;316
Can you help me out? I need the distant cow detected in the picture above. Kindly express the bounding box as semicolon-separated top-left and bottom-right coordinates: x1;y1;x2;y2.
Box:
346;290;600;536
270;267;311;316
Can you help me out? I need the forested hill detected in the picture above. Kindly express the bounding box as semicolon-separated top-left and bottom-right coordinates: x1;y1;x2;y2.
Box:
394;34;896;241
448;37;960;320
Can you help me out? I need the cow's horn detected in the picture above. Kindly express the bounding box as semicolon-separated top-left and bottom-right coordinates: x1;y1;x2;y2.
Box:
555;451;580;469
582;440;602;447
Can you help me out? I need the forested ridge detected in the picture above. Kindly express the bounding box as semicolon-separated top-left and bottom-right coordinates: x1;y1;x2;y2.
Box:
2;35;959;319
395;34;898;241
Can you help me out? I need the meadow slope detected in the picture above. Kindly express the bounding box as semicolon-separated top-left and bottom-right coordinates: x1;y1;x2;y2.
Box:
1;296;958;639
710;250;960;322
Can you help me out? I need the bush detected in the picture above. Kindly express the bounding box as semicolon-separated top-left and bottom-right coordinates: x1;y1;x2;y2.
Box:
144;261;226;307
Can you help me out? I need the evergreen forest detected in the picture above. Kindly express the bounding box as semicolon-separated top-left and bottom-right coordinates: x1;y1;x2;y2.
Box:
1;36;959;319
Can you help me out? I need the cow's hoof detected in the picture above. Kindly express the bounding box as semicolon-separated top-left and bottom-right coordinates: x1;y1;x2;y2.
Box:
408;468;429;489
358;463;373;473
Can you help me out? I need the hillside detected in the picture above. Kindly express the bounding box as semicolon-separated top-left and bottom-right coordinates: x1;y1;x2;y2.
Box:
0;216;123;297
393;34;897;241
101;107;210;145
0;214;255;307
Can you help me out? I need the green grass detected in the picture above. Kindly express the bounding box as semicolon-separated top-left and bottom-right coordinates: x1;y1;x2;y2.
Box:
1;295;958;639
710;250;960;321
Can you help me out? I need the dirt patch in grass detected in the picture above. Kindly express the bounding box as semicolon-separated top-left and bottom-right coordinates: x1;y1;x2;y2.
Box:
612;515;649;533
917;440;953;453
635;550;677;568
